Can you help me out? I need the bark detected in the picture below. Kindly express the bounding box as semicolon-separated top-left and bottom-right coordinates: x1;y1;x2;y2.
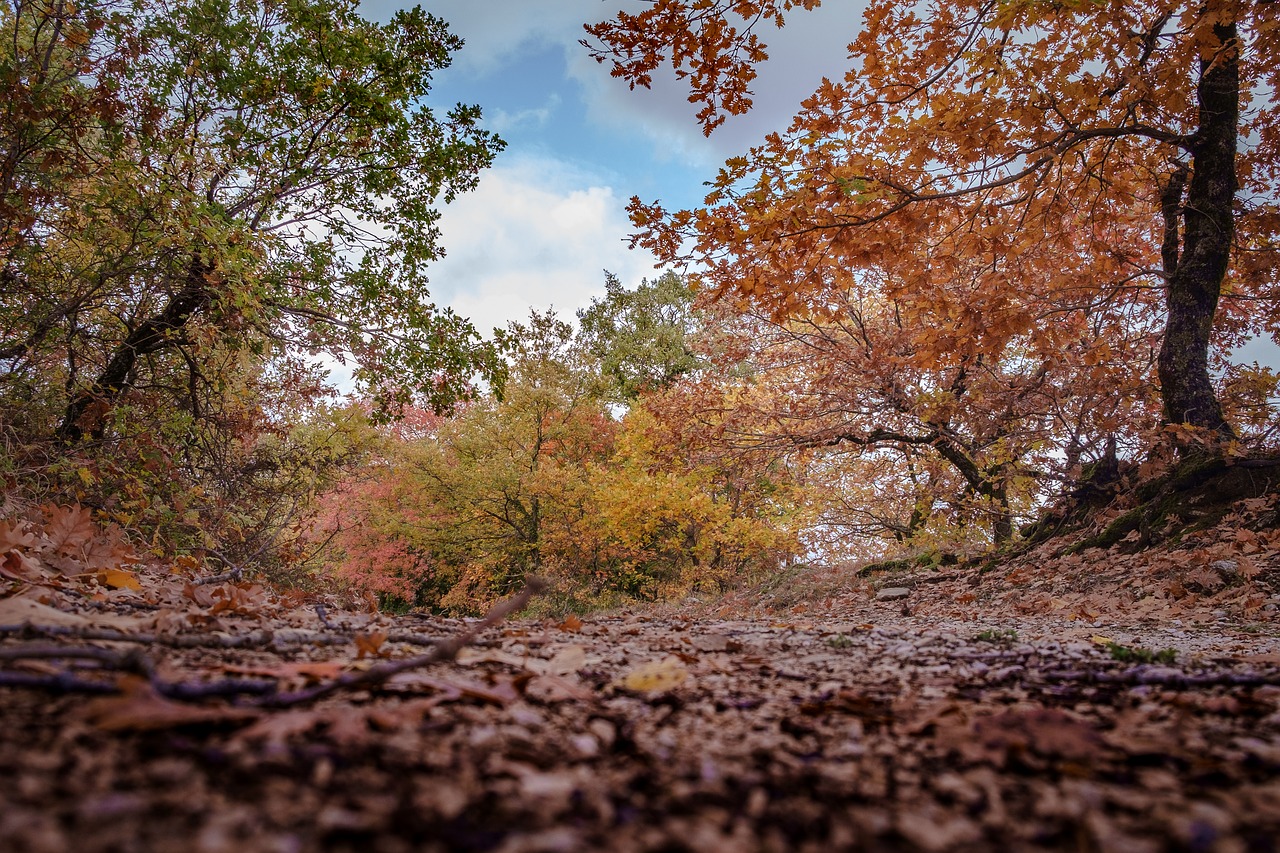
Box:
1155;18;1238;437
56;256;214;443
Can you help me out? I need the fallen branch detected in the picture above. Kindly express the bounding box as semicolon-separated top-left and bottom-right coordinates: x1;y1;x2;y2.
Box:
191;566;244;586
0;643;153;671
255;578;546;708
0;671;122;694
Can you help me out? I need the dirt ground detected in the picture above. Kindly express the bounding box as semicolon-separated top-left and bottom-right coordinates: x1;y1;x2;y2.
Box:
2;549;1279;853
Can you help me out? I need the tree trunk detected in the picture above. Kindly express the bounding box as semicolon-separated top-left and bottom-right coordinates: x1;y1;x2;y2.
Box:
1155;18;1237;437
56;256;214;443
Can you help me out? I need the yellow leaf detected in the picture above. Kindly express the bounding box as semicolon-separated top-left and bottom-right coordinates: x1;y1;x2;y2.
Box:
1090;635;1114;646
613;656;689;694
98;568;142;590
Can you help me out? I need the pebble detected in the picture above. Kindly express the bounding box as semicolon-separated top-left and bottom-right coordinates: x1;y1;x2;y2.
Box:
1210;560;1240;577
876;587;911;601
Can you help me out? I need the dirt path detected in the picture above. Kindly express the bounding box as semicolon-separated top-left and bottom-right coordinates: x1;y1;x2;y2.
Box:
3;588;1280;853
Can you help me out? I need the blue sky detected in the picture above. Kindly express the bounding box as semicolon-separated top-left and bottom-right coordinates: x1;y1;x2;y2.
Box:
358;0;860;339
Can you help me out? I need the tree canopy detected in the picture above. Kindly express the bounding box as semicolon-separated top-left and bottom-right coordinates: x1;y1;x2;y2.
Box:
1;0;505;448
585;0;1280;443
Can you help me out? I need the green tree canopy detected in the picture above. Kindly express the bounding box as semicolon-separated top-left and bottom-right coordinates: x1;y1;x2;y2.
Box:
576;271;702;402
0;0;505;446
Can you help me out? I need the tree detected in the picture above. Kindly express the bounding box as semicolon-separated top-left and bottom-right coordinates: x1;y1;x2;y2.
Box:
316;310;618;612
681;280;1160;546
584;0;1280;441
576;270;703;401
312;301;804;612
1;0;504;448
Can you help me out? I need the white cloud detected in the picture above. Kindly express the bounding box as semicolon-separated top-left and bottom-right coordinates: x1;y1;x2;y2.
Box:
427;154;663;338
568;1;864;165
487;94;562;134
366;0;864;170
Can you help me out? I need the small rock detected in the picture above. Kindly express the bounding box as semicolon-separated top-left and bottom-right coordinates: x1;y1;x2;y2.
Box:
876;587;911;601
1210;560;1240;577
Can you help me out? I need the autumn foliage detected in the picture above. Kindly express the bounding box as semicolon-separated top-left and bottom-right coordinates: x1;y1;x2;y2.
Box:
310;308;802;614
585;0;1279;447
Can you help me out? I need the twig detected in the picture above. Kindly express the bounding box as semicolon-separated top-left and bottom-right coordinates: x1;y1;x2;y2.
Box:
315;603;336;630
0;644;151;671
0;671;121;694
192;565;244;586
156;677;279;700
255;578;546;708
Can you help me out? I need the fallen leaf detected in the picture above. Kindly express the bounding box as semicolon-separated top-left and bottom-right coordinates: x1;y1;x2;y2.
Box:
0;595;90;627
77;677;259;732
546;644;587;675
386;673;520;706
356;631;389;659
613;656;689;694
97;568;141;591
522;674;595;703
41;504;96;558
223;661;348;682
557;615;583;632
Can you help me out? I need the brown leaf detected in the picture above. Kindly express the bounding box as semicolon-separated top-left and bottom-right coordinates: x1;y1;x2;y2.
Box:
0;518;39;553
355;630;389;659
545;644;587;675
0;595;90;627
223;661;349;682
40;504;96;558
522;674;595;704
77;677;259;732
943;708;1106;767
386;672;520;706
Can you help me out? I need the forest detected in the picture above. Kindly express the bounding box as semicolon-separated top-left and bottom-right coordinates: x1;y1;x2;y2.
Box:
2;1;1280;850
2;0;1276;614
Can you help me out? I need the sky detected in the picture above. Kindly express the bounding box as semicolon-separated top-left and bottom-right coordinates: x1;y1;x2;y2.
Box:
358;0;861;340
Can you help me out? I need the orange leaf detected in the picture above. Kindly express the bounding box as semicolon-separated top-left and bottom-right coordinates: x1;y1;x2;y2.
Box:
557;615;584;633
97;568;142;591
355;631;389;659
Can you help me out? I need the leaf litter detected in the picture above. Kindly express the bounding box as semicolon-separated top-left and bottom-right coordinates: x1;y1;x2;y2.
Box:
2;504;1280;851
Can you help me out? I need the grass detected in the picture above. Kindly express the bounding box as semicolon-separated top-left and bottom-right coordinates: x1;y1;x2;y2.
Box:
1104;642;1177;665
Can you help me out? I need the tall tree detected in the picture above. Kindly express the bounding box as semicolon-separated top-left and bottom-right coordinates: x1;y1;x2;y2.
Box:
585;0;1280;441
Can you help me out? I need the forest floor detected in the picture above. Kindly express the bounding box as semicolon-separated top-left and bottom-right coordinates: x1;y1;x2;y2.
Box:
3;496;1280;852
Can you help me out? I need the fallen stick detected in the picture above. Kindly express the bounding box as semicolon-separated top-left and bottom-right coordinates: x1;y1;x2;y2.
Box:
255;578;546;708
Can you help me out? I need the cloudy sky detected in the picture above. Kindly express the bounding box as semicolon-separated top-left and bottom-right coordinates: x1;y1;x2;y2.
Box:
358;0;861;339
